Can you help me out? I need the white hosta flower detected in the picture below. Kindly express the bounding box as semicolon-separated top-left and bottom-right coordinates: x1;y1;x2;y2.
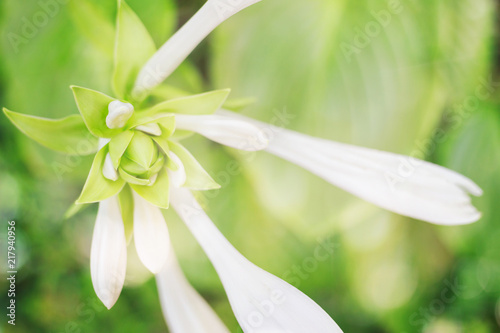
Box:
170;187;343;333
175;114;268;151
106;100;134;129
156;242;231;333
217;109;483;225
90;196;127;309
133;193;170;274
133;0;262;96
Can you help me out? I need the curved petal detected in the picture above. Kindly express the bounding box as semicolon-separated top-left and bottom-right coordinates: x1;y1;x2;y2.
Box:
133;0;262;97
102;153;119;181
167;152;187;188
156;242;230;333
217;109;482;225
90;196;127;309
175;114;268;151
133;192;170;274
170;187;343;333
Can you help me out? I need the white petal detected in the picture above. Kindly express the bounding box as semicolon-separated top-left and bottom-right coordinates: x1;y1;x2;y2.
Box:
175;114;268;151
90;196;127;309
98;138;111;150
136;123;162;136
170;187;343;333
133;0;262;97
107;101;134;129
167;152;187;188
156;242;230;333
217;110;482;225
133;192;170;274
102;153;119;181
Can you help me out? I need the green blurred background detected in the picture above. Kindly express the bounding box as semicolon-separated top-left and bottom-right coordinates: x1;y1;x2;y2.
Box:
1;0;500;332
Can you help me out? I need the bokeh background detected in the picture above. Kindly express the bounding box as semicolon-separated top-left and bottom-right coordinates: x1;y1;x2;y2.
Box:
1;0;500;332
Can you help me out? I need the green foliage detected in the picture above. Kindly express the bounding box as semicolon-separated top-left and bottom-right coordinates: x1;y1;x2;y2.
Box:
149;89;231;115
112;0;156;100
3;108;97;155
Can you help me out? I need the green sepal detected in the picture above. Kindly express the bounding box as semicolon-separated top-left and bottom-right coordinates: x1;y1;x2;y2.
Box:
130;168;170;208
3;108;97;155
170;129;193;140
119;168;151;185
120;156;148;177
151;136;179;171
124;131;157;168
118;185;134;243
168;141;220;190
71;86;123;138
149;154;165;175
149;89;230;115
223;97;256;111
69;0;115;57
112;0;156;100
64;202;90;219
109;130;135;168
76;145;126;204
129;114;175;137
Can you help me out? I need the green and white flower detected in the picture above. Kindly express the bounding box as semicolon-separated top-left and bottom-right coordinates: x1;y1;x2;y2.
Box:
3;0;483;332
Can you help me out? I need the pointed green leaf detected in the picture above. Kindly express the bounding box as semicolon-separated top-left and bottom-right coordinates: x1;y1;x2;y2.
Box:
112;0;156;100
3;108;97;155
109;130;135;168
119;168;151;185
149;154;165;175
170;129;194;140
150;89;230;115
152;136;179;171
130;168;169;208
118;185;134;243
168;141;220;190
157;117;176;138
128;113;175;135
223;97;256;111
77;146;125;204
71;86;123;138
126;0;177;46
64;202;90;219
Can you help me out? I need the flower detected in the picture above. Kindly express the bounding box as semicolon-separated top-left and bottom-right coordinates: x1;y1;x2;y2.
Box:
2;0;483;331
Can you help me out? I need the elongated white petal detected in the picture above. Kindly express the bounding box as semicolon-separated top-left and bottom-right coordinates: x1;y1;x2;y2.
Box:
175;114;268;151
218;110;482;225
167;152;187;188
156;242;230;333
170;187;343;333
98;138;111;150
103;153;119;181
136;123;162;136
133;192;170;274
90;196;127;309
133;0;262;97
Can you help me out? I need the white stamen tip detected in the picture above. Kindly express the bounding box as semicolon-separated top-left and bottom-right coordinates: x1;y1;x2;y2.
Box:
107;101;134;129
